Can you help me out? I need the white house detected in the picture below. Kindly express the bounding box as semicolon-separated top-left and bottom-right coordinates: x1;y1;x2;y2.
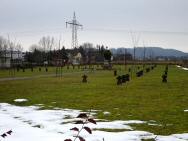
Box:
68;52;82;65
0;51;24;68
72;52;82;65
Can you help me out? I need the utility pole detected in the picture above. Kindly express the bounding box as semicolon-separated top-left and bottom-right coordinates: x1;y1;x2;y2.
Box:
130;31;140;78
143;45;146;69
143;46;146;62
66;12;83;49
124;48;127;71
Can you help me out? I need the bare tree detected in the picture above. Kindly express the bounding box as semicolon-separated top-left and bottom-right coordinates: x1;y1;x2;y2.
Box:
38;36;55;66
130;31;140;78
39;36;54;52
0;36;23;70
29;44;41;52
0;36;5;58
81;43;94;64
15;43;23;59
27;44;39;65
0;36;9;59
7;35;16;63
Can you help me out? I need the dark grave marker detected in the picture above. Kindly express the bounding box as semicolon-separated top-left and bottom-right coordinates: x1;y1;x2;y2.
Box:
164;70;168;75
121;74;130;83
125;74;130;81
122;75;126;83
136;70;143;77
162;74;167;83
114;70;117;76
116;75;122;85
82;74;88;83
146;68;150;73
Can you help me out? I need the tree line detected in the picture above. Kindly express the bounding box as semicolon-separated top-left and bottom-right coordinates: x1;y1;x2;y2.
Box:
0;36;23;62
0;35;134;68
25;40;113;66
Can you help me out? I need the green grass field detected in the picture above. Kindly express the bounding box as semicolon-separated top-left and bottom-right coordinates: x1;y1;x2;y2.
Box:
0;66;86;78
0;65;188;135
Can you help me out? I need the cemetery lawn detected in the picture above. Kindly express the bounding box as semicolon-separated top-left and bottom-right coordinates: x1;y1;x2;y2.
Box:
0;65;188;135
0;66;83;78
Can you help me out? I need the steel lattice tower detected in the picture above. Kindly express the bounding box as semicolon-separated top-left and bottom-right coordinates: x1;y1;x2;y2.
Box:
66;12;83;49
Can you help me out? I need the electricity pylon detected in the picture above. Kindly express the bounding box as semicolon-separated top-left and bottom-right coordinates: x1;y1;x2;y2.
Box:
66;12;83;49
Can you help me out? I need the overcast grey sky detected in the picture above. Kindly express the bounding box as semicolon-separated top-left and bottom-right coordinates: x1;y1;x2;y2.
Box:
0;0;188;52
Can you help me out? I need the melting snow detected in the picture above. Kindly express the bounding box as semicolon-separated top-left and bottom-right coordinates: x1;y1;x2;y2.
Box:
182;67;188;71
155;134;188;141
103;111;110;115
176;65;188;71
0;103;188;141
14;99;28;103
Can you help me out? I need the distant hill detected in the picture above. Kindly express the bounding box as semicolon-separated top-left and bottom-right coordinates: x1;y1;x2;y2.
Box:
110;47;188;59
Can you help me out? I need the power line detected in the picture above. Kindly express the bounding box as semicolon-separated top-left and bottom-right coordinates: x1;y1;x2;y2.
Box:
66;12;83;49
1;27;188;37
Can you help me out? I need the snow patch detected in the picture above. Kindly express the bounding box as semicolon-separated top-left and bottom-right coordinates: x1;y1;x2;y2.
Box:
182;67;188;70
0;103;188;141
103;111;110;115
14;99;28;103
172;133;188;140
35;104;44;106
156;135;188;141
176;65;188;71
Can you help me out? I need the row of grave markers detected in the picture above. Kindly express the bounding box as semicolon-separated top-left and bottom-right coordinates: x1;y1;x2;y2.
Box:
7;64;100;78
114;64;157;85
7;64;169;85
162;65;168;83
